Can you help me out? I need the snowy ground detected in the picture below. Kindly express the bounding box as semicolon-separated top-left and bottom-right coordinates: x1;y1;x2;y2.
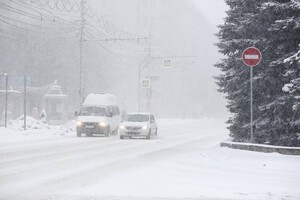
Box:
0;118;299;200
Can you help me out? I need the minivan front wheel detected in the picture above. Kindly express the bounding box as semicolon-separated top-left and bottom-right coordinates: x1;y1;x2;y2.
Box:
105;129;111;137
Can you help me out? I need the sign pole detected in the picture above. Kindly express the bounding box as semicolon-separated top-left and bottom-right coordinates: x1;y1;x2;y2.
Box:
242;47;262;143
250;67;253;142
138;63;141;112
24;76;27;130
4;74;8;128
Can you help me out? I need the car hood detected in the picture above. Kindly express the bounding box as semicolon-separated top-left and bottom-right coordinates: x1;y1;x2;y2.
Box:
77;116;107;123
121;121;149;127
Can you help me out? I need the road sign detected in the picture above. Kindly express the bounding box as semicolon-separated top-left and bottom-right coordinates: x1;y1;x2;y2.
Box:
141;79;150;88
0;75;32;86
163;59;172;68
242;47;262;67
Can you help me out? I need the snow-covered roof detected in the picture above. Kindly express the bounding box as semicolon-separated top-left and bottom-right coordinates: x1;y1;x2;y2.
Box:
83;93;118;106
0;89;21;94
44;81;67;98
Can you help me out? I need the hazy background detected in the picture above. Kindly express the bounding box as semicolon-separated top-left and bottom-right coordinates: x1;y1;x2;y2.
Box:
0;0;229;119
192;0;227;26
87;0;228;118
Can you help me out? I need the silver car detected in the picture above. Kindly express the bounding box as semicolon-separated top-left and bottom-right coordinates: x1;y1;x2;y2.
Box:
119;112;158;139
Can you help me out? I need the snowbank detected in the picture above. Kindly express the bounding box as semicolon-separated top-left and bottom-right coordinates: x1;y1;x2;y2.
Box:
221;141;300;155
2;116;76;137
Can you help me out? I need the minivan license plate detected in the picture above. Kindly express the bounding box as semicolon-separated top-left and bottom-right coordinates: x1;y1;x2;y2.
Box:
85;125;94;128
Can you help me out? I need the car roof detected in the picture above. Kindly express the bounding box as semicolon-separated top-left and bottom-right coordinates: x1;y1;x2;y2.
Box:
126;112;153;115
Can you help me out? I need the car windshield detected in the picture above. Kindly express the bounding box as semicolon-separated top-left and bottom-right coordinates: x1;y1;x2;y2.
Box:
79;106;106;116
125;114;149;122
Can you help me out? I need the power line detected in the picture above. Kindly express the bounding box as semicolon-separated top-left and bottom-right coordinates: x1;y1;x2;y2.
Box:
13;0;81;25
1;1;80;30
0;18;80;35
0;2;42;20
0;33;21;41
0;14;74;31
30;0;81;13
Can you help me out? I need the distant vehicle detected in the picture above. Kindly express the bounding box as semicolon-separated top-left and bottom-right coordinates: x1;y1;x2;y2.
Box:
75;93;121;137
119;112;158;139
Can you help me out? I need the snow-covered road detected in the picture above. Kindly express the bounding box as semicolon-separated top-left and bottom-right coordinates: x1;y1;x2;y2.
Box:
0;119;299;200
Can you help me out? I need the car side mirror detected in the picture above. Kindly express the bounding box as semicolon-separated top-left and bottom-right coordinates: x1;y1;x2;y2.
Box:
75;111;78;116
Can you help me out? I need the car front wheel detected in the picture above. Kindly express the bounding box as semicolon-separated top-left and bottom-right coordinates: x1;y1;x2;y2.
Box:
146;129;151;139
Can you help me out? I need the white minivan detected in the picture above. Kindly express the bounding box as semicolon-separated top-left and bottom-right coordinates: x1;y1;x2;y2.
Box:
75;93;121;137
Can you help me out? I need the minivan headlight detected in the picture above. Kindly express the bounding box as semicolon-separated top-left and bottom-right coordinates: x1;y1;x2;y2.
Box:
99;121;108;127
142;125;148;130
76;121;82;126
119;125;125;130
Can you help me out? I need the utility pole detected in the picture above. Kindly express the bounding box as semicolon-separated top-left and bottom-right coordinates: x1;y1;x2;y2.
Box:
79;0;85;102
138;33;152;112
146;32;152;112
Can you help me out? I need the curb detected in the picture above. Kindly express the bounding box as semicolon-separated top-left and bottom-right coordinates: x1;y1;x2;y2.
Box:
220;141;300;155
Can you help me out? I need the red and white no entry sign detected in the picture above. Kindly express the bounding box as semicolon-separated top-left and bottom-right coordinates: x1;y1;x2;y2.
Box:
242;47;262;67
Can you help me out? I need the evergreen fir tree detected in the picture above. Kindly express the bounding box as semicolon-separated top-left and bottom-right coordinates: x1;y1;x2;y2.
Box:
216;0;300;146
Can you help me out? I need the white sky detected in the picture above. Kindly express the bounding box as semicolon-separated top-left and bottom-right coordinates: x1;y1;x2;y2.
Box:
191;0;228;26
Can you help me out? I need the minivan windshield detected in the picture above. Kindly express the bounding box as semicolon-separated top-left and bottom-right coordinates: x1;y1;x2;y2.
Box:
125;114;149;122
79;106;106;116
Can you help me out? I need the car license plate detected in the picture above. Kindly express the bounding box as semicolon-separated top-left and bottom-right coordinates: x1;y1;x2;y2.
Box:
128;132;140;135
85;125;95;128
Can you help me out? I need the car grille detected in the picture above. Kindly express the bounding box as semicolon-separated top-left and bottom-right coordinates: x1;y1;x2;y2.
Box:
126;132;141;135
126;126;141;130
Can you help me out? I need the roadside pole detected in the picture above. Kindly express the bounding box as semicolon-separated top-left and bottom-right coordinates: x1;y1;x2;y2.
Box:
138;57;152;111
250;67;253;141
4;73;8;128
242;47;262;142
138;61;142;112
24;76;27;130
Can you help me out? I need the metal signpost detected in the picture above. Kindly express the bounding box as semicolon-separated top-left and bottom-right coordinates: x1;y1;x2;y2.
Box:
242;47;262;142
141;79;151;89
0;75;31;130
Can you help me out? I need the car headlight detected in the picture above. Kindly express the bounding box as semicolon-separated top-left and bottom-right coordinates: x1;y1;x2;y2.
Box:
142;125;148;130
99;121;108;127
76;121;82;126
119;125;125;130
